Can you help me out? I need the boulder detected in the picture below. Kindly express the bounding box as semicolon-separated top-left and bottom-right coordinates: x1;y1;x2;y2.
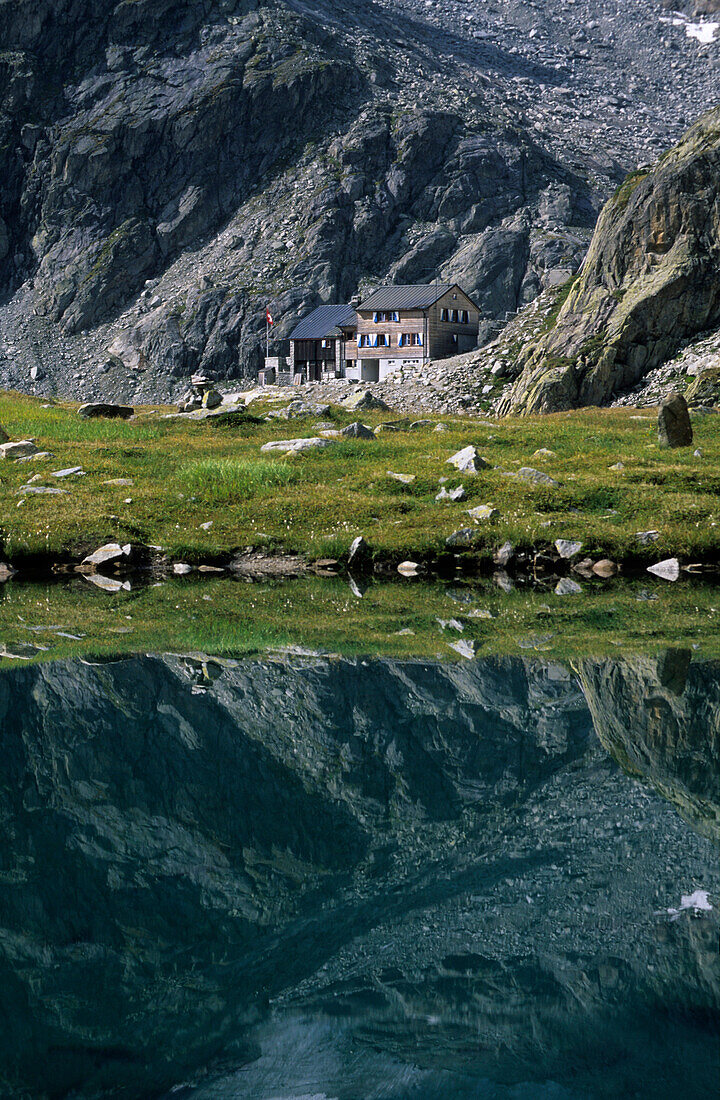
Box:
494;541;514;567
82;543;132;567
658;393;693;447
647;557;681;581
555;539;583;559
445;527;481;548
0;440;39;460
260;437;334;453
592;559;619;578
343;390;390;412
467;504;500;521
17;485;68;495
685;365;720;407
78;403;134;419
201;389;223;410
555;577;583;596
387;471;416;484
272;401;331;420
436;485;466;502
498;108;720;413
515;467;560;487
340;421;376;440
446;446;489;473
348;535;371;568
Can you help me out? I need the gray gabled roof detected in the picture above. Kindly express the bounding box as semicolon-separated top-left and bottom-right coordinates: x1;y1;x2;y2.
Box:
289;304;357;340
358;283;461;311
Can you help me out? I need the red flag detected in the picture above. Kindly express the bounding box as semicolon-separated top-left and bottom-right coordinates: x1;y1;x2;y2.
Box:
266;308;274;326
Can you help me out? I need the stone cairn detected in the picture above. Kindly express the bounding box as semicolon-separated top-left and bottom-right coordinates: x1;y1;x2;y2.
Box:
178;374;222;412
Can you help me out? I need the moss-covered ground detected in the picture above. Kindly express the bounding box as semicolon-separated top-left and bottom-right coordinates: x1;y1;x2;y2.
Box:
0;390;719;566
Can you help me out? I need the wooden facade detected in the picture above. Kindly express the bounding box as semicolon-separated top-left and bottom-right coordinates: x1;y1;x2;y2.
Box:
286;285;480;383
346;286;480;382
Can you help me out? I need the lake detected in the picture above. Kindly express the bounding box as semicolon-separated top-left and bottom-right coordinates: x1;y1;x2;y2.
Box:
0;636;717;1098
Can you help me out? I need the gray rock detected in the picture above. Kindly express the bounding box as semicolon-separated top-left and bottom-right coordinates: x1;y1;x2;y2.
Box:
51;467;85;478
348;536;371;568
17;485;68;495
647;557;681;581
555;577;583;596
82;543;132;567
446;446;489;474
516;467;560;487
261;437;334;453
274;402;331;420
0;440;39;460
445;527;480;548
202;389;222;410
78;403;134;420
555;539;583;559
467;505;500;521
495;541;515;567
387;471;416;484
658;393;693;447
344;391;390;412
636;530;660;545
340;421;376;440
436;485;466;502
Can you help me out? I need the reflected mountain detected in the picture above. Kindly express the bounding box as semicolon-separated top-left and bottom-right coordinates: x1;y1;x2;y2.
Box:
0;655;717;1099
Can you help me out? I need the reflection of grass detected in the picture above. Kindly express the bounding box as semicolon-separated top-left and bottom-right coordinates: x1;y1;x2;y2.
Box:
2;574;720;668
1;391;720;564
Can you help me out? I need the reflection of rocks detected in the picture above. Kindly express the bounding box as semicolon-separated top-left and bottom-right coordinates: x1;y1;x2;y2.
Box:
579;653;720;844
0;655;717;1098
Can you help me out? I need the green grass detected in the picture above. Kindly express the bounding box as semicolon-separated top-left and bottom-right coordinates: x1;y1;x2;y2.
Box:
1;391;719;566
176;457;306;503
2;573;720;668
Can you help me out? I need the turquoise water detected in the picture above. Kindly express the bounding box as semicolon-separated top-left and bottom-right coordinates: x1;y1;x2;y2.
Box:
0;653;717;1098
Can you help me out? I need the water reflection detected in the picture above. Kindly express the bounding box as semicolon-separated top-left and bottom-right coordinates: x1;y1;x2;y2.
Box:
0;654;717;1098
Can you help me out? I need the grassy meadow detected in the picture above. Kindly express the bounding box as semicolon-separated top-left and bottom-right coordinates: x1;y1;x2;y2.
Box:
0;389;719;566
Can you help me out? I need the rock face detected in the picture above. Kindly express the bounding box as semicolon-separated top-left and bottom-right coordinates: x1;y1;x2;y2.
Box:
658;393;693;447
685;365;720;407
500;108;720;414
1;0;717;403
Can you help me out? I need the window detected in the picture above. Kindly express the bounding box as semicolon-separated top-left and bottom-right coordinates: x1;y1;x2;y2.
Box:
399;332;422;347
372;311;400;323
440;308;449;322
451;309;459;323
452;333;458;345
461;310;469;324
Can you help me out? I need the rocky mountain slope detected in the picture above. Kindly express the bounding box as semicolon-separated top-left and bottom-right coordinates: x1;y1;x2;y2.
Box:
0;653;717;1097
0;0;718;403
498;106;720;413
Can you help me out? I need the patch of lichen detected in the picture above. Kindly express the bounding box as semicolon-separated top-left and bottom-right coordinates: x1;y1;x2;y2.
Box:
611;168;651;211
